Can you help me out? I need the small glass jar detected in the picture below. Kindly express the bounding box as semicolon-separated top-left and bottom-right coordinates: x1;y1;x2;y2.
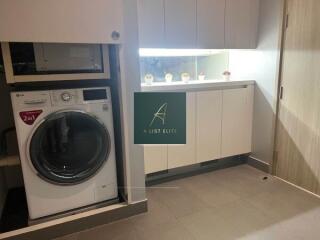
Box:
144;74;154;85
181;72;190;83
165;73;173;83
223;71;231;81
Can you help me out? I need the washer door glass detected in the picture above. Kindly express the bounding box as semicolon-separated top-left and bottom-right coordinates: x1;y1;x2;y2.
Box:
29;111;110;185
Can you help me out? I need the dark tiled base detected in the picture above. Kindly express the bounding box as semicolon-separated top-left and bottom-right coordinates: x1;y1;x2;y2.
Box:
246;156;270;173
0;187;28;233
146;155;248;186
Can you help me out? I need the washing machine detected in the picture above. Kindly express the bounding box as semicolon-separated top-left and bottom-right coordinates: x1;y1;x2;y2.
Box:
11;87;118;220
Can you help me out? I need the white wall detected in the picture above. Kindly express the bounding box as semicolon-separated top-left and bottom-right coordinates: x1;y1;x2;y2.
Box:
120;0;146;203
229;0;284;165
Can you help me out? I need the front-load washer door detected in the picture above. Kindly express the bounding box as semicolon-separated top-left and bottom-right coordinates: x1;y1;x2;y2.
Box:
28;110;111;185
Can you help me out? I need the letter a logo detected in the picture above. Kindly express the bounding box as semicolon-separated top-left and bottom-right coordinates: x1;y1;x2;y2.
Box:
149;103;168;127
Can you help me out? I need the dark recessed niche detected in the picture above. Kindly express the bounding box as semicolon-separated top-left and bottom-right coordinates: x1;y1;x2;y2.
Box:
8;42;104;75
9;43;36;75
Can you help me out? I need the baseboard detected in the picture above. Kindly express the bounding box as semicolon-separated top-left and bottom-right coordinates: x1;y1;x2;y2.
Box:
246;156;270;173
0;200;147;240
274;176;320;200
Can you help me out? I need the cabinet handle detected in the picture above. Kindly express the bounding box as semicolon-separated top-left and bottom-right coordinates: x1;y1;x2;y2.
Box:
279;86;284;100
111;31;120;41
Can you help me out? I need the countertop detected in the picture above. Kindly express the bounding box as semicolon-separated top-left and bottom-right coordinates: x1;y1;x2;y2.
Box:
141;79;255;92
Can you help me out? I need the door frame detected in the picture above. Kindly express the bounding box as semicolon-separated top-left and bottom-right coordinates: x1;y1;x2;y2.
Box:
271;0;289;175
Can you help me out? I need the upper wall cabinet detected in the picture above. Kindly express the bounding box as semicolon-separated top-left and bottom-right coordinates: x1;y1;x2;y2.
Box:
197;0;225;49
0;0;123;44
138;0;260;49
164;0;197;48
225;0;260;49
138;0;197;48
138;0;165;48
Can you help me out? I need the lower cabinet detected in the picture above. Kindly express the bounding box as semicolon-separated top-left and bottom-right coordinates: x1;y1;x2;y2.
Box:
196;90;222;163
168;92;197;169
144;145;168;174
144;85;254;174
221;86;254;157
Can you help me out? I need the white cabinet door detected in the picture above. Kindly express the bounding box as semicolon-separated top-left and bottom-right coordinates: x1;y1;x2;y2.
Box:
168;92;196;169
197;0;225;49
0;0;123;43
225;0;260;49
144;145;168;174
164;0;197;48
196;90;222;163
138;0;165;48
221;86;254;157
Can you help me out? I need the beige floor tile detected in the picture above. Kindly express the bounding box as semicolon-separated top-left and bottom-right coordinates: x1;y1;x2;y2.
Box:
178;207;240;240
149;182;210;219
179;173;241;208
53;234;78;240
237;224;305;240
217;199;273;230
54;165;320;240
209;173;270;199
135;221;196;240
77;219;137;240
245;181;320;222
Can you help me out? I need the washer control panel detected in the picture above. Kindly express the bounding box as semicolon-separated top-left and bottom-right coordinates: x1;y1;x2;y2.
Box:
50;88;109;106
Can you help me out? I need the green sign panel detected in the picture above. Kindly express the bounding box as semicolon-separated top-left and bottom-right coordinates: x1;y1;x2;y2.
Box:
134;92;186;144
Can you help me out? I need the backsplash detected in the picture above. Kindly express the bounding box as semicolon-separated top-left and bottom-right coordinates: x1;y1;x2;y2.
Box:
139;51;229;83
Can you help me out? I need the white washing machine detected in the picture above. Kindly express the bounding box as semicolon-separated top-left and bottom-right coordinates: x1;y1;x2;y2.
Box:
11;87;118;220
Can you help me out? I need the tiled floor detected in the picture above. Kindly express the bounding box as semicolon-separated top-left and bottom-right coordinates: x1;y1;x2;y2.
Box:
55;165;320;240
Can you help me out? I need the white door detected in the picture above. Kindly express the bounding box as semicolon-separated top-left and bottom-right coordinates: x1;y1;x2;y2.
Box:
164;0;197;48
225;0;260;49
144;145;168;174
197;0;225;49
221;86;254;157
196;90;223;163
138;0;165;48
168;92;196;169
0;0;123;43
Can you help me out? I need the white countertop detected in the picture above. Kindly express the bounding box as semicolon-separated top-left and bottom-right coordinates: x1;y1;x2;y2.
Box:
141;79;255;92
